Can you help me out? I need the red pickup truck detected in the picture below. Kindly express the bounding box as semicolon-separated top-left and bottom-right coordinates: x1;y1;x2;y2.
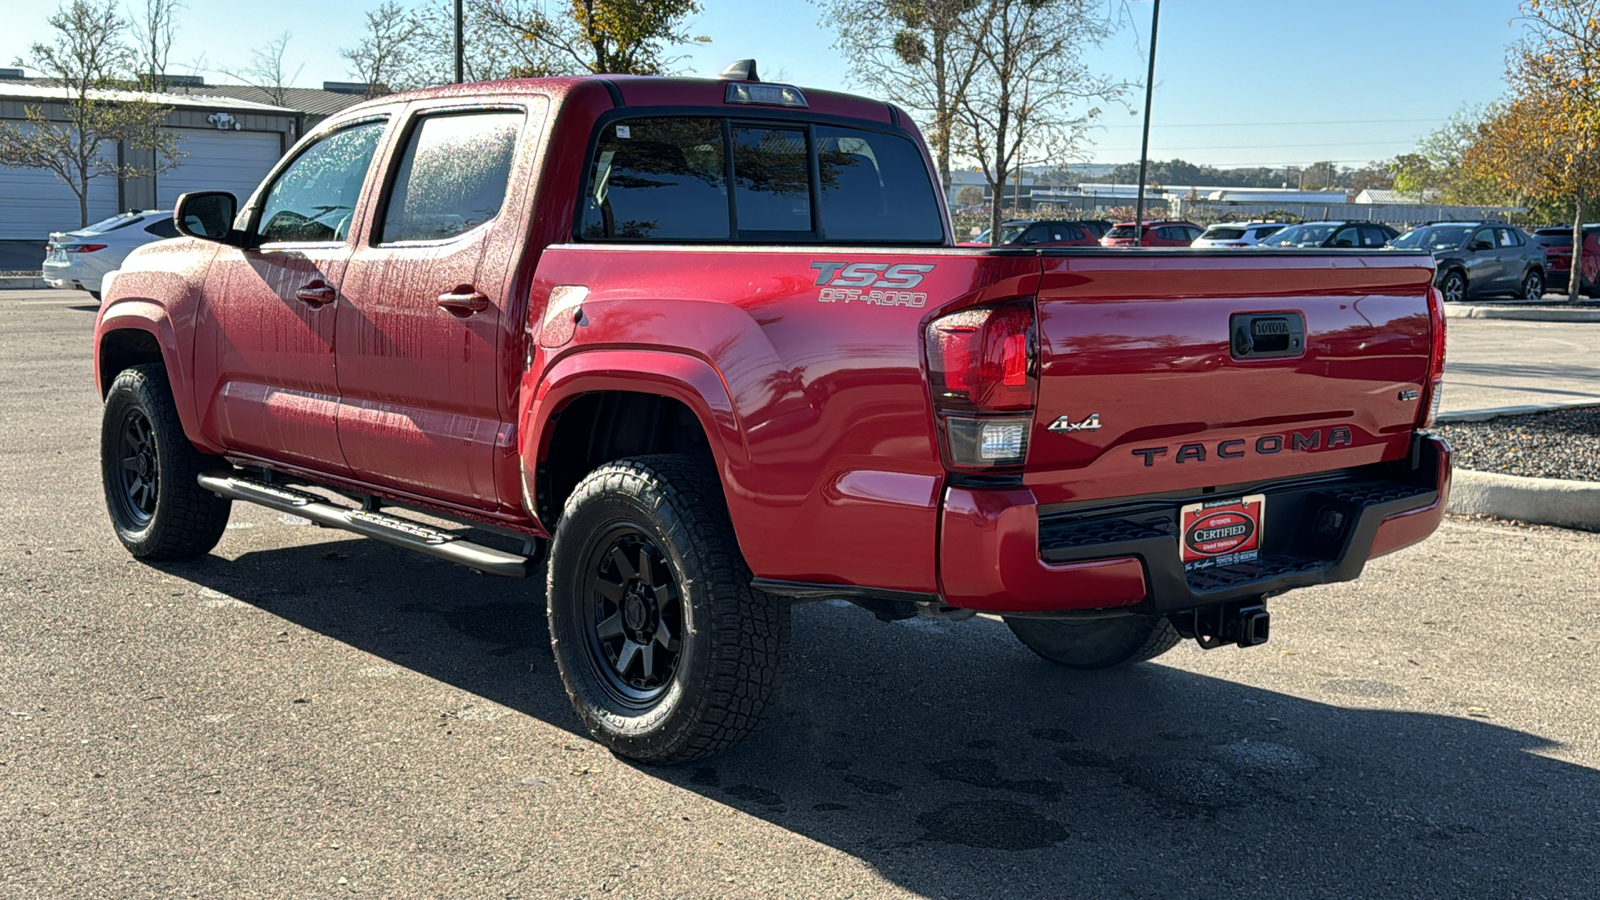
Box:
93;65;1451;763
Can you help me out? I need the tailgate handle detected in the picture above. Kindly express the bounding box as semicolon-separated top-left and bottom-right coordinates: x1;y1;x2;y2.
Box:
1231;313;1304;359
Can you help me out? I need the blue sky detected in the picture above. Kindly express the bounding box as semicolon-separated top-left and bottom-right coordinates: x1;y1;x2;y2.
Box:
2;0;1528;170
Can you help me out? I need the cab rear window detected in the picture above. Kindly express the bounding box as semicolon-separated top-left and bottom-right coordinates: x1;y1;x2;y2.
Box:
579;116;944;244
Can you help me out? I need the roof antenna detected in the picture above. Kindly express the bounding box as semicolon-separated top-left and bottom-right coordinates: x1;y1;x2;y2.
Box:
719;59;759;82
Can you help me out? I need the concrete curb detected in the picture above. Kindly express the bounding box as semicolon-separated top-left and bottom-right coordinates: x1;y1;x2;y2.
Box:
0;276;49;290
1445;304;1600;322
1447;469;1600;531
1436;399;1600;424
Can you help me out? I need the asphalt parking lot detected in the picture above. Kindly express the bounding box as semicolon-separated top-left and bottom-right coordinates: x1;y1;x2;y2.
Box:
1443;316;1600;413
3;292;1598;898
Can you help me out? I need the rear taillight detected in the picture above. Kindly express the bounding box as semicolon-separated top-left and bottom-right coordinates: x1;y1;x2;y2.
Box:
65;244;107;253
926;300;1037;468
1418;286;1447;427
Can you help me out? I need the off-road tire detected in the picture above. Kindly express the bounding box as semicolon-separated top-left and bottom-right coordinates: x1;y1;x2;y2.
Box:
1004;614;1181;670
546;454;789;763
100;364;231;560
1520;269;1545;300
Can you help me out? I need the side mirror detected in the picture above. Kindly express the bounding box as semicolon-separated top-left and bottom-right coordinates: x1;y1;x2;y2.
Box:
1469;240;1492;251
1333;238;1354;248
173;191;240;244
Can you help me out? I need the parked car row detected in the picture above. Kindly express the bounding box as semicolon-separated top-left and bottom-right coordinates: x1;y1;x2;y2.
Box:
959;216;1598;300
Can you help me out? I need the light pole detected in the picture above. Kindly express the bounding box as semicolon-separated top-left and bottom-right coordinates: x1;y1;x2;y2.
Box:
1132;0;1160;246
453;0;464;84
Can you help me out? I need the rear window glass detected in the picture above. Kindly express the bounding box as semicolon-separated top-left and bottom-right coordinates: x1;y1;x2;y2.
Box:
1106;225;1138;238
581;117;729;241
1203;227;1245;240
579;117;944;244
732;125;810;233
815;125;942;242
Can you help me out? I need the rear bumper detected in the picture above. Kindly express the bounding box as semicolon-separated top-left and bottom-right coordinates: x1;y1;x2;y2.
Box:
937;435;1451;614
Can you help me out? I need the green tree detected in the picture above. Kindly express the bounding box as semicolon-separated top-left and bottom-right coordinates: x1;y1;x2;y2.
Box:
0;0;179;228
1511;0;1600;299
482;0;708;77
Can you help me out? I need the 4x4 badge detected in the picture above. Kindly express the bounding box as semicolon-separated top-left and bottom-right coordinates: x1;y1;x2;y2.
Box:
1048;413;1101;433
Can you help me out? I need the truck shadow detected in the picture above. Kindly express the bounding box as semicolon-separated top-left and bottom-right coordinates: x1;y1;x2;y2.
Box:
169;536;1600;899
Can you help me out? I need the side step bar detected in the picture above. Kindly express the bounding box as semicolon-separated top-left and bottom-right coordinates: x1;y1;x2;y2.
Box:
197;471;533;578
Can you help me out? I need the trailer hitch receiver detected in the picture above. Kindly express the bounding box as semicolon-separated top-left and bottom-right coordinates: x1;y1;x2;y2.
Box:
1172;600;1270;650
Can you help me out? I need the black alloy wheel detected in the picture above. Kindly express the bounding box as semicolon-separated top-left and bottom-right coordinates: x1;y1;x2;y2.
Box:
580;527;684;708
1521;269;1545;300
1440;270;1467;303
112;406;159;528
546;454;789;763
100;364;231;560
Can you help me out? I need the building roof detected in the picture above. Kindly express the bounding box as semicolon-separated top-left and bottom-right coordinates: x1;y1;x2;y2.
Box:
166;84;373;118
0;76;378;118
0;80;294;114
1354;188;1441;204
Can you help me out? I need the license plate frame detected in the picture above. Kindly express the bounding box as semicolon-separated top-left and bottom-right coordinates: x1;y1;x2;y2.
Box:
1180;494;1265;571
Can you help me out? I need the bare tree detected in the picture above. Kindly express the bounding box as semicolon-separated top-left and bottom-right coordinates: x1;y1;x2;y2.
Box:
223;31;302;107
0;0;179;227
956;0;1126;244
821;0;985;192
342;1;424;97
392;0;539;88
130;0;180;90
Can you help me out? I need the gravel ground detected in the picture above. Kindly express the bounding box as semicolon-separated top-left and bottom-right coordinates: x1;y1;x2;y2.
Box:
1432;406;1600;481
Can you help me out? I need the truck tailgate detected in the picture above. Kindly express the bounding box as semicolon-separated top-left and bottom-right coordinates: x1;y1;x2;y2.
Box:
1027;251;1436;507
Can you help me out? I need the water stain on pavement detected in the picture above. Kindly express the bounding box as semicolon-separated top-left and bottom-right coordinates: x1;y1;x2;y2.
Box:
926;758;1064;801
916;800;1068;851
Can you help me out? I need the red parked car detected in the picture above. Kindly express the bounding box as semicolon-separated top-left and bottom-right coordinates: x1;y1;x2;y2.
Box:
1100;220;1205;247
958;218;1101;247
1531;225;1600;296
92;63;1450;762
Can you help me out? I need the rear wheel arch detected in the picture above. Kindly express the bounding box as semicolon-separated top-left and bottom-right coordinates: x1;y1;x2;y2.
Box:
537;390;719;526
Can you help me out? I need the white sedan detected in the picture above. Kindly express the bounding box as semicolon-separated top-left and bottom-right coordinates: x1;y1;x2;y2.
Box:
43;210;177;299
1191;221;1288;248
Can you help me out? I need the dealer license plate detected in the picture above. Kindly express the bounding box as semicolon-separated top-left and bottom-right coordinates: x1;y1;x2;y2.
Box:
1180;494;1265;572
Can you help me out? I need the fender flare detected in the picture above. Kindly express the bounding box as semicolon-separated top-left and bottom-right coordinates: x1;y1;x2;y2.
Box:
520;347;752;519
95;299;219;454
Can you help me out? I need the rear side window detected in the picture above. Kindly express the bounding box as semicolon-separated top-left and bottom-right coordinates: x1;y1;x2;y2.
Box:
580;116;943;244
380;111;522;243
1251;225;1284;239
143;217;179;239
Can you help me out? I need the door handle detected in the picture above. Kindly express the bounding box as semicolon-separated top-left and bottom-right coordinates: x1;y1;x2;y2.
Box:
437;288;490;315
294;283;336;307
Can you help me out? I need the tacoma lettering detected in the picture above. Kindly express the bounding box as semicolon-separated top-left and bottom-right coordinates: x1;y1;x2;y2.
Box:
1132;427;1356;467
